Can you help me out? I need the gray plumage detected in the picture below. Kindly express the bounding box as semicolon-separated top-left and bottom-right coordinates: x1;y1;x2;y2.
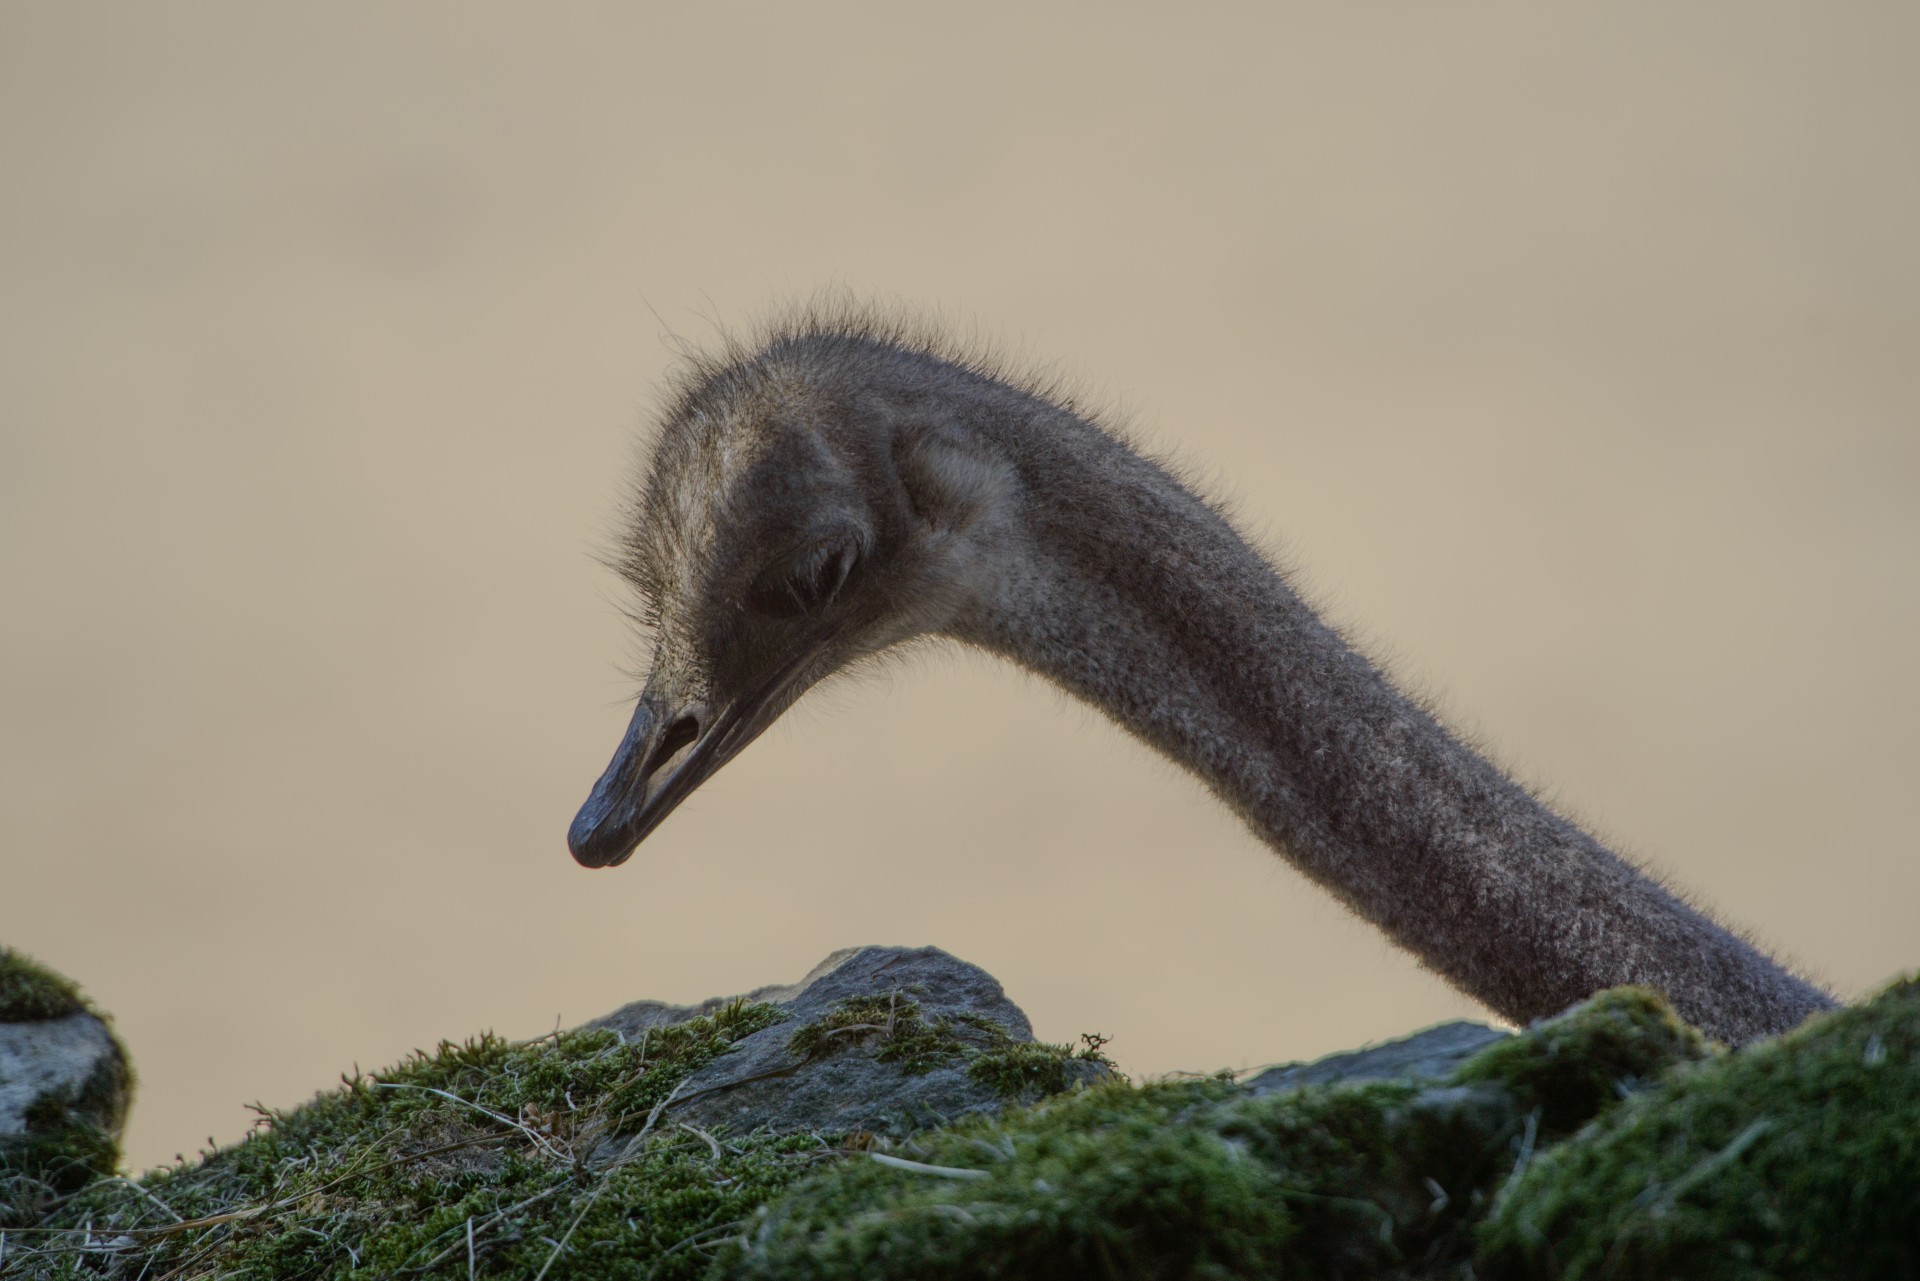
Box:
569;303;1835;1046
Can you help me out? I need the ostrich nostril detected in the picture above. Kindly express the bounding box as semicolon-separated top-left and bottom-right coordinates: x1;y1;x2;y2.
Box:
643;713;702;781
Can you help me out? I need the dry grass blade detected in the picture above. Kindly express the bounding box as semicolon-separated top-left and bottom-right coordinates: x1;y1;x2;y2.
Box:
867;1153;989;1181
680;1123;725;1162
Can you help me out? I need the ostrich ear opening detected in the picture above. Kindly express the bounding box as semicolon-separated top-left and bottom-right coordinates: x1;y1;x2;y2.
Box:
892;421;1013;537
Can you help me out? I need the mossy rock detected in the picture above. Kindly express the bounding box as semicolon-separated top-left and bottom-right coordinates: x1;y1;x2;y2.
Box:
1;950;133;1226
722;987;1713;1279
11;1001;803;1278
8;959;1915;1280
1479;975;1920;1280
0;949;1112;1278
660;946;1116;1138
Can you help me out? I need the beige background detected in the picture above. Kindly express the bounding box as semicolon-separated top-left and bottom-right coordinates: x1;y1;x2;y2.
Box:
2;4;1915;1173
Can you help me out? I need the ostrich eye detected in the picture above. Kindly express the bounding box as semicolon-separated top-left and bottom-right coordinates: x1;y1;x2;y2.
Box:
748;539;861;618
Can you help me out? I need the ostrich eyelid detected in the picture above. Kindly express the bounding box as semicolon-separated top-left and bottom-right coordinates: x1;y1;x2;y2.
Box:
751;538;860;617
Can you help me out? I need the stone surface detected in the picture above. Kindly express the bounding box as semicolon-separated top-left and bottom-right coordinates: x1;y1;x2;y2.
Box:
1243;1019;1510;1095
587;945;1109;1140
0;1012;126;1138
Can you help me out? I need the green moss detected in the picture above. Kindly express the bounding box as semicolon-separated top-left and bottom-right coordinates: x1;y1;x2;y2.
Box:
7;1000;795;1279
785;994;971;1074
968;1032;1117;1102
1214;1077;1523;1274
785;997;1118;1105
2;1085;125;1227
1478;975;1920;1280
1455;987;1713;1137
0;949;86;1022
724;1063;1533;1279
724;1078;1292;1279
372;994;782;1126
966;1041;1076;1098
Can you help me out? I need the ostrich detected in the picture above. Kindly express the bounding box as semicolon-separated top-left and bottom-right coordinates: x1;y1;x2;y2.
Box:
567;307;1834;1046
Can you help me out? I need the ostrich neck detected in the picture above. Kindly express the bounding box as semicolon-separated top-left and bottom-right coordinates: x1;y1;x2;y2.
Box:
955;409;1832;1043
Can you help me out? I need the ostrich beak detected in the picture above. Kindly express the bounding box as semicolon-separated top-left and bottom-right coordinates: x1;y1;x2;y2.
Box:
568;690;716;868
568;648;820;868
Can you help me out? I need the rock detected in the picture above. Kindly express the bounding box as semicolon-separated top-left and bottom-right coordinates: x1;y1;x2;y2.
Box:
0;1014;126;1139
0;949;133;1223
1243;1019;1510;1095
587;945;1113;1140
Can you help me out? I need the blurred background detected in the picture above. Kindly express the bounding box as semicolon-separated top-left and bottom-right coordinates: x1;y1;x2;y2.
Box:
2;4;1915;1173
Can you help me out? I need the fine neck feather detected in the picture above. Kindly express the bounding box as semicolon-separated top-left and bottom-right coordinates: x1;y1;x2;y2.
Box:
950;396;1832;1044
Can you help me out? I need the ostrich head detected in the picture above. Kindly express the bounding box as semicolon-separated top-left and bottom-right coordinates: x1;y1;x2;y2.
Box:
568;329;1019;868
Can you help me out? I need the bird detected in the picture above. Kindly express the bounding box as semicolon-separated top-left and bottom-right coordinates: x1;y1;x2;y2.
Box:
567;303;1835;1046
